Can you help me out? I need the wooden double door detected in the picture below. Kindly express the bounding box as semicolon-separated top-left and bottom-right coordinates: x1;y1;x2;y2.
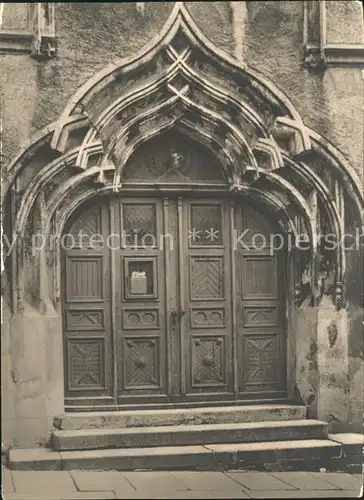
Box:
63;195;287;408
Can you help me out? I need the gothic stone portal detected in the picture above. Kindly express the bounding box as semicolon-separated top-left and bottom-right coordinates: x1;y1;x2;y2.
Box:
61;135;287;409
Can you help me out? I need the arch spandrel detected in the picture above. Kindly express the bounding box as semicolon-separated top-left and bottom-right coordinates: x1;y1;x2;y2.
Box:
1;2;363;314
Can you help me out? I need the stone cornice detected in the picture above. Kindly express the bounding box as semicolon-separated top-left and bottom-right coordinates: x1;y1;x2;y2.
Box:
303;1;364;70
304;43;364;69
0;30;33;54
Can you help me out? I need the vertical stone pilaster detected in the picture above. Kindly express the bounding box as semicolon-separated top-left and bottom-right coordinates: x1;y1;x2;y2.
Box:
1;300;15;449
9;303;63;447
230;1;247;62
303;0;327;69
294;304;319;418
286;249;297;402
6;193;65;447
29;3;56;58
317;295;350;431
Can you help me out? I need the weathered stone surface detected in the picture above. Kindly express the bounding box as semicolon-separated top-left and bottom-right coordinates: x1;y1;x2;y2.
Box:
329;433;364;453
1;302;15;450
292;306;319;417
269;471;338;490
4;493;116;500
70;470;137;494
317;298;350;431
2;467;15;494
8;439;343;472
123;470;190;493
245;490;360;499
326;1;364;45
3;469;362;500
241;1;364;179
52;419;327;451
1;3;174;164
169;471;246;492
60;446;214;471
226;471;297;490
2;1;363;452
185;2;235;56
5;304;64;449
11;470;75;494
8;448;62;471
55;405;307;431
329;433;364;445
205;440;342;467
130;492;249;500
309;472;363;491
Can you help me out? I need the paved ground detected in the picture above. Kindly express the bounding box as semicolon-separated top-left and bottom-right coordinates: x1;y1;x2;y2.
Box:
2;468;363;499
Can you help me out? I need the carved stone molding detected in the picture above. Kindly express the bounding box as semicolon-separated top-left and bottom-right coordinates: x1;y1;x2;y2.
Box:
0;30;33;54
334;282;345;311
1;2;363;312
303;1;364;70
0;3;56;58
29;3;56;59
304;44;364;69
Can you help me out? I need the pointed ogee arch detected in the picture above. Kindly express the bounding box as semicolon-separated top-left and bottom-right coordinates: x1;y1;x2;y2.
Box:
2;1;363;314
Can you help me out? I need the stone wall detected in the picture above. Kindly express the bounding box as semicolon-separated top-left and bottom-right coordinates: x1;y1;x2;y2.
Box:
1;2;363;447
346;246;364;434
232;0;363;435
1;2;174;165
2;2;363;178
232;0;364;181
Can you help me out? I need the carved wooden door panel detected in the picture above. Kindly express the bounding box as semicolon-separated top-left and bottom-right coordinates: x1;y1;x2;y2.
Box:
180;199;234;401
62;196;287;408
116;198;168;405
235;204;286;399
62;202;113;406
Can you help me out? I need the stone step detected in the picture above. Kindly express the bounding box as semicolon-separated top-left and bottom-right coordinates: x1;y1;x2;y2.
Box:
327;433;364;473
52;419;328;451
54;404;307;430
8;439;341;471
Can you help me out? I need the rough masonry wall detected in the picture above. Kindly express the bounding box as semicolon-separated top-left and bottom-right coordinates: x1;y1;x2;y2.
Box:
239;0;364;181
1;2;234;168
3;2;362;179
185;1;234;55
346;246;364;433
2;2;363;178
1;2;173;166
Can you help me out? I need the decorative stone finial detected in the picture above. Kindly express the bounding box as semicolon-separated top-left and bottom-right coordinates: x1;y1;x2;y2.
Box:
335;281;345;310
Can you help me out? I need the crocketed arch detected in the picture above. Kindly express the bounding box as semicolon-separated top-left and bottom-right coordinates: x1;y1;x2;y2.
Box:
2;2;363;312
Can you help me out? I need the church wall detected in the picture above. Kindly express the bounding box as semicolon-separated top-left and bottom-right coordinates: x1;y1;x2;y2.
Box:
2;2;363;179
231;0;363;433
1;3;174;165
1;2;363;448
237;0;364;181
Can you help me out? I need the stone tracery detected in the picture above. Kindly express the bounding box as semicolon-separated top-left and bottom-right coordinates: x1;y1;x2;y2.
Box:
1;2;363;314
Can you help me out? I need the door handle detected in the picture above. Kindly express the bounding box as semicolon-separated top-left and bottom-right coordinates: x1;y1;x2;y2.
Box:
170;310;185;328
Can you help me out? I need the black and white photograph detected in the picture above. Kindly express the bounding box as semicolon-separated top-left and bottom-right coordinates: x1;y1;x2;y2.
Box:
1;1;363;498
